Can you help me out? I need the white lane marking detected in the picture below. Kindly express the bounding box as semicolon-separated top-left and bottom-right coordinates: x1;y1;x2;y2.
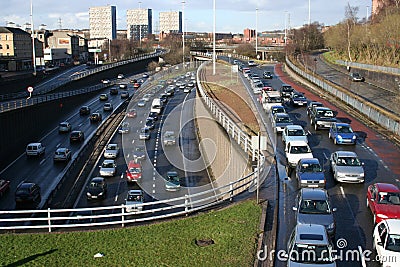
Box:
40;158;46;165
131;139;135;144
56;143;61;148
340;186;346;198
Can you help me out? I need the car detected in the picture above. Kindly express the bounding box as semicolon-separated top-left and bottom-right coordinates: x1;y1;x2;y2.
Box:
139;127;150;140
272;113;293;133
310;106;337;130
295;158;326;188
26;142;45;157
165;85;175;96
349;72;365;82
125;189;144;213
102;79;111;84
131;78;137;84
70;130;84;143
15;182;41;204
86;177;107;200
148;112;159;121
142;94;151;102
142;73;149;78
53;147;72;162
99;159;117;177
165;171;181;191
306;101;323;117
187;82;195;87
367;183;400;224
119;84;127;89
133;145;146;161
279;84;294;98
247;60;257;67
0;179;11;197
373;219;400;266
160;94;168;104
282;125;308;144
99;94;108;101
270;105;286;119
290;91;308;106
79;106;91;115
138;99;146;107
293;188;336;237
109;87;118;95
126;108;137;118
133;82;141;89
263;71;273;79
58;121;72;133
163;131;176;146
117;74;124;79
145;117;155;130
330;151;364;183
126;161;142;183
118;121;130;134
120;91;129;99
285;141;314;170
328;122;357;145
183;87;191;93
103;102;113;111
252;81;263;94
90;112;102;123
104;143;119;159
284;224;336;266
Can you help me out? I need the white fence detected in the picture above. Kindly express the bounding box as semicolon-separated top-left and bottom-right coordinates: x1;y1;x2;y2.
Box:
0;61;264;232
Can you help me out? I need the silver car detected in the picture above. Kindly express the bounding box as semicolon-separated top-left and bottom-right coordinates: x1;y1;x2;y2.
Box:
282;125;308;144
293;188;336;237
330;151;365;183
99;159;117;177
104;144;119;159
125;189;144;213
53;147;71;162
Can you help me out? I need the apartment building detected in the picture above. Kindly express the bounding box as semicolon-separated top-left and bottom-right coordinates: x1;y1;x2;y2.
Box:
126;8;152;40
159;11;182;34
89;5;117;40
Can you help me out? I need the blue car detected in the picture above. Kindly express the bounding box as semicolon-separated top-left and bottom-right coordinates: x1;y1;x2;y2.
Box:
329;122;357;145
295;158;326;188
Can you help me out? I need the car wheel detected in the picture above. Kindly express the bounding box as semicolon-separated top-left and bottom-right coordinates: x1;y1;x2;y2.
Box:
366;198;369;208
314;123;318;131
373;214;377;224
333;138;337;145
328;132;331;139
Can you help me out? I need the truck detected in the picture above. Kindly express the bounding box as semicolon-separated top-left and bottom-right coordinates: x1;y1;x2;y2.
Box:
260;90;283;112
150;98;163;114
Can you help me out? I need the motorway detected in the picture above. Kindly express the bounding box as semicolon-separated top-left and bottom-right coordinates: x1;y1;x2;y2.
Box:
228;58;400;267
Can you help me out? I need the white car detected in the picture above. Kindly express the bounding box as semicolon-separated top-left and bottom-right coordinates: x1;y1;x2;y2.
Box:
285;141;313;170
282;125;308;144
125;190;144;213
163;131;176;146
117;74;124;79
103;102;113;111
142;94;152;102
373;219;400;266
99;159;117;177
58;121;72;133
104;144;119;159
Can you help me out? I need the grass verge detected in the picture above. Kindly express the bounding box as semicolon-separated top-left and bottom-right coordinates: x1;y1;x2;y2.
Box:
0;200;261;267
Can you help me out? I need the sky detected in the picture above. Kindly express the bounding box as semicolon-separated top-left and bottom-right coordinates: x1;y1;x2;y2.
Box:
1;0;372;33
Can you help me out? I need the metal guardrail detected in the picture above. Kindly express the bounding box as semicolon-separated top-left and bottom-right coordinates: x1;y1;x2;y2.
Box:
0;60;264;232
336;59;400;76
0;51;165;104
286;57;400;136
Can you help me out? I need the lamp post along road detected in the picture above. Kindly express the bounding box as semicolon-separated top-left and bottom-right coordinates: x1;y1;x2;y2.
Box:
182;1;185;65
255;8;258;57
30;0;37;76
212;0;216;75
138;1;142;47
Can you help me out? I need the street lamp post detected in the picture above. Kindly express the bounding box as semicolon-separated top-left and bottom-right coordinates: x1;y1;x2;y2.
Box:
308;0;311;25
30;0;37;76
213;0;216;75
182;1;185;65
138;1;142;47
255;8;258;57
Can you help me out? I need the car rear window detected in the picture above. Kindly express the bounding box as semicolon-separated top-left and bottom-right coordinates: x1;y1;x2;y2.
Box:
299;234;324;241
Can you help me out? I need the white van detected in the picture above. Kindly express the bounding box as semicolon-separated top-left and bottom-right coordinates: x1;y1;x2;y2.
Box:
26;142;45;157
261;91;282;111
150;98;163;114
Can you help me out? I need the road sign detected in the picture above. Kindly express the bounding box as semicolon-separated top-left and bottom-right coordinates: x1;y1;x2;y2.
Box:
231;65;238;73
27;86;33;93
89;48;101;53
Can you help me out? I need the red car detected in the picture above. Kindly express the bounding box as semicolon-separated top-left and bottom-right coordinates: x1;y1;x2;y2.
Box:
126;109;137;118
126;161;142;183
367;183;400;224
0;179;10;197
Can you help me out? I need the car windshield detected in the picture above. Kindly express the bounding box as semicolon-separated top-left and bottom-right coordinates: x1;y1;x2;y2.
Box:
377;192;400;205
168;174;179;182
135;147;144;152
282;86;293;92
293;94;305;99
276;116;291;123
107;145;117;150
288;129;305;136
272;108;285;113
290;244;334;263
336;157;361;166
129;167;141;174
89;182;101;188
386;234;400;252
102;162;114;168
300;163;322;172
299;199;330;214
55;150;66;155
127;194;142;202
337;125;353;133
290;146;311;154
268;97;281;103
317;110;334;117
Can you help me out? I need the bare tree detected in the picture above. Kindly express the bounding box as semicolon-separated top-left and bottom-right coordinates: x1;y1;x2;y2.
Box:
344;3;359;62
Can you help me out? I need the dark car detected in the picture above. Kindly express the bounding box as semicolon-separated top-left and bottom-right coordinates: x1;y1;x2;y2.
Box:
133;145;146;161
306;101;323;117
295;158;326;188
159;94;168;104
145;117;155;130
79;106;91;116
279;84;294;98
290;92;308;107
70;130;84;143
148;112;159;121
263;71;273;79
310;106;337;130
86;177;107;200
110;87;118;95
90;112;102;123
349;72;365;82
15;182;41;204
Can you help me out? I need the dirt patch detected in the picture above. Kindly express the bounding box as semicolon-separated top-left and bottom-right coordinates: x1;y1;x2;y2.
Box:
195;238;215;247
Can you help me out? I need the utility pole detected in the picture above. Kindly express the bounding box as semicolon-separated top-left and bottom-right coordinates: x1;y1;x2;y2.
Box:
182;1;185;65
30;0;37;76
138;1;142;47
213;0;216;75
255;8;258;57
